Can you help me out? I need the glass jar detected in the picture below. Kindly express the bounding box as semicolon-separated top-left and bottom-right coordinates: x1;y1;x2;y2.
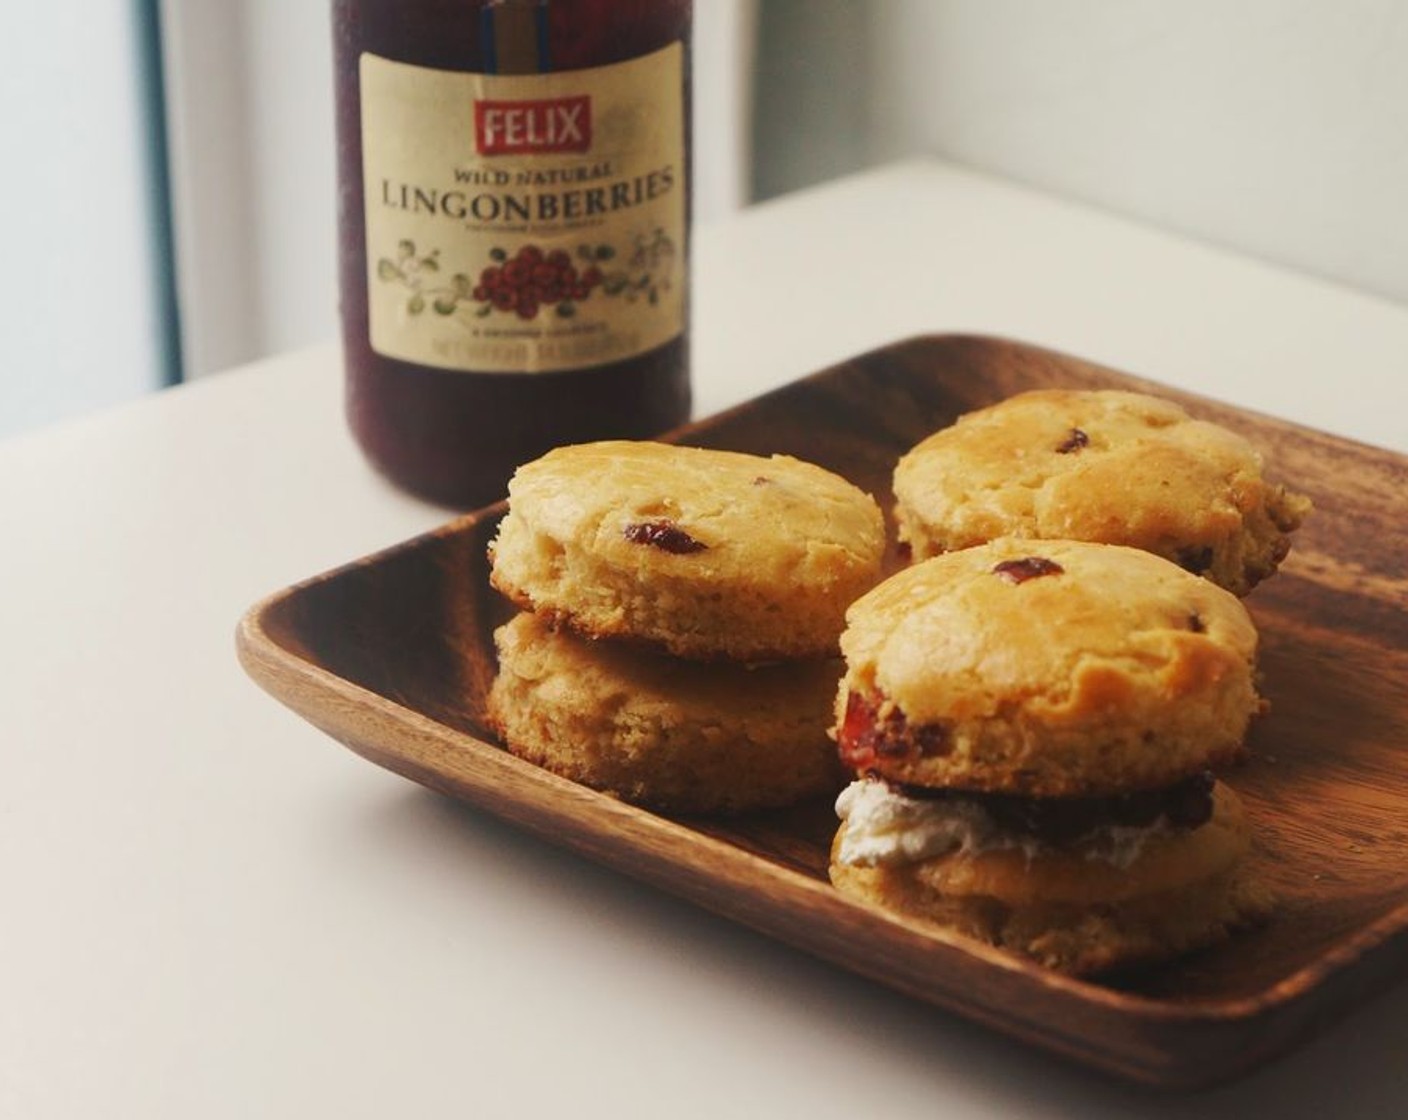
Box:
332;0;692;507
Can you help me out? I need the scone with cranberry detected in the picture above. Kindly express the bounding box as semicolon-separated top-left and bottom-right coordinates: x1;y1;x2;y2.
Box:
489;441;885;660
892;389;1310;595
827;539;1272;975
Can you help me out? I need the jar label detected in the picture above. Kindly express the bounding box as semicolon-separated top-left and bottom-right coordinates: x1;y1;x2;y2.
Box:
360;44;686;374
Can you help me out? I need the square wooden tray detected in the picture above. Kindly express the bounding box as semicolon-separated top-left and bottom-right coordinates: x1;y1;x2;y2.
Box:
237;335;1408;1088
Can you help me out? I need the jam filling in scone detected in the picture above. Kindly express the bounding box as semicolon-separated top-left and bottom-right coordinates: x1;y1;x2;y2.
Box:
836;690;952;773
833;772;1216;872
837;687;1218;859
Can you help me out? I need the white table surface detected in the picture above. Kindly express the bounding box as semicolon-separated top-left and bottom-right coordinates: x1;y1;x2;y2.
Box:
4;157;1407;1118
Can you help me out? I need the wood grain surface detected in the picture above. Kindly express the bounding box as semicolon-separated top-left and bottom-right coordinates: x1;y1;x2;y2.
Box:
237;335;1408;1088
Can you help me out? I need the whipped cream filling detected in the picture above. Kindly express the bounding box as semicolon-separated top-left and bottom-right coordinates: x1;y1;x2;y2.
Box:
834;779;1173;870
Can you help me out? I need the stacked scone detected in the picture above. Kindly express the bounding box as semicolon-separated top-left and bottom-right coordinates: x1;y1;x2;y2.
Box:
827;389;1309;974
487;440;886;815
829;540;1276;974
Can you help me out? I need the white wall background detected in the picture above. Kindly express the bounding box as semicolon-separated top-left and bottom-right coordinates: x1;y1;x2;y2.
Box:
757;0;1408;307
873;0;1408;305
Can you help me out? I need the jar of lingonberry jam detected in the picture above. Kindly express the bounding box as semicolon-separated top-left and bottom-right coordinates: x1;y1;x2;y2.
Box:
332;0;692;507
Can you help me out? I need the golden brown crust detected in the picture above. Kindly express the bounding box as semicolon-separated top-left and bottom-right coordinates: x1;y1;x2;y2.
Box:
892;389;1311;596
836;540;1261;796
489;441;885;660
829;784;1273;975
489;613;846;814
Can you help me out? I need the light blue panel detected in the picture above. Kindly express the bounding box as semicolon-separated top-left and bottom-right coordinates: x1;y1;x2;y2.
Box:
0;2;169;437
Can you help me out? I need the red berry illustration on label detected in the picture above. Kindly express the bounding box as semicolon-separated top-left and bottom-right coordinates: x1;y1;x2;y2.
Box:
376;231;675;323
467;242;606;320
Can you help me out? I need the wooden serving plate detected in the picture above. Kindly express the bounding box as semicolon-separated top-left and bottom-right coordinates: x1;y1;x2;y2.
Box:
237;335;1408;1088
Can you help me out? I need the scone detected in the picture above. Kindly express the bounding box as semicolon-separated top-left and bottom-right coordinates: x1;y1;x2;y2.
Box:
831;778;1272;975
489;441;885;660
489;612;845;814
892;389;1310;595
835;539;1261;797
827;539;1272;974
